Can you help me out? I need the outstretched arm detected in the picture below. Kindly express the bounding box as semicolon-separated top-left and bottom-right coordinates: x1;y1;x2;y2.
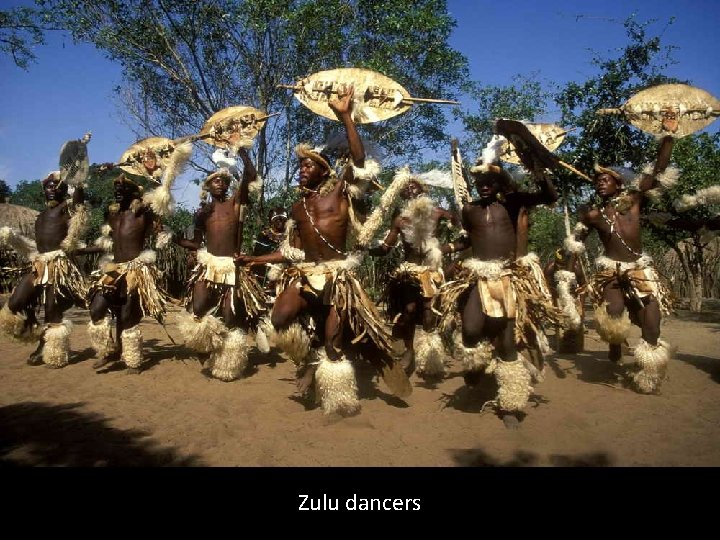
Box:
563;208;593;255
236;250;288;266
368;216;402;256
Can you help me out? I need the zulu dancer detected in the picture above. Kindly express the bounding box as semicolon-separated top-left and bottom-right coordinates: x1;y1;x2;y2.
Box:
564;136;676;393
175;148;268;381
368;172;459;379
85;141;191;374
236;87;409;416
0;160;90;368
438;135;560;429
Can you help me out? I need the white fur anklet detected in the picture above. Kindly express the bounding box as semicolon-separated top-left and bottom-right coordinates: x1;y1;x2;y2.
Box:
315;349;360;416
211;328;249;382
414;328;447;377
0;304;38;342
494;359;533;413
42;320;73;368
178;311;226;353
632;339;671;394
120;326;144;369
594;303;632;345
274;322;311;367
88;316;115;359
453;331;494;373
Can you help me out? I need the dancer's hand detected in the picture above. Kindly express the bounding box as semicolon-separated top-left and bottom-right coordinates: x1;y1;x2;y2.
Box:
329;85;355;117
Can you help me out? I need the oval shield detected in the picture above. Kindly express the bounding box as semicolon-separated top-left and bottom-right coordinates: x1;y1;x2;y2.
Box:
199;106;272;150
119;137;177;182
603;84;720;137
287;67;414;124
497;122;567;165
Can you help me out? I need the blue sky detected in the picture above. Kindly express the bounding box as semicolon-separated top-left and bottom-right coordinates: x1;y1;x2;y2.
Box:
1;0;719;209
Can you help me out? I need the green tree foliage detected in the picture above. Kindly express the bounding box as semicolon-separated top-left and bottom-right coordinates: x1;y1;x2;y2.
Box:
554;15;681;199
459;74;549;159
38;0;468;202
10;179;45;210
0;179;11;202
0;7;48;69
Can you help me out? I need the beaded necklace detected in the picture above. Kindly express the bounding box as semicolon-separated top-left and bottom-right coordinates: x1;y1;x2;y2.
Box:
600;203;643;258
302;195;347;256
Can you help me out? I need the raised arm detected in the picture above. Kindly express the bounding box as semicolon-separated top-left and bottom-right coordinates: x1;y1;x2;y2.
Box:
72;184;85;206
514;171;559;208
563;207;593;255
236;147;258;206
637;136;675;193
329;86;365;171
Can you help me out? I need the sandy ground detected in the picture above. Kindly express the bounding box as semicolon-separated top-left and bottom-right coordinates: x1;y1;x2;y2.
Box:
1;302;719;467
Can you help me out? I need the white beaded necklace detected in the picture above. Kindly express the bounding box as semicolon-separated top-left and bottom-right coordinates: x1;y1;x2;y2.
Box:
600;203;643;258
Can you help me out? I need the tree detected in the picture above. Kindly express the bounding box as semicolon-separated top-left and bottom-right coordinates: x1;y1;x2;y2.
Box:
0;179;11;202
646;133;720;311
553;15;720;311
0;7;48;69
555;15;680;199
38;0;468;204
10;179;45;210
459;73;549;159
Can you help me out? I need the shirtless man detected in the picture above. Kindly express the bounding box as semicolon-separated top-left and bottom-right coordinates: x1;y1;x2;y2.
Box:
369;177;458;378
438;157;559;428
176;148;267;381
564;136;676;393
0;172;88;367
236;87;407;416
86;174;169;374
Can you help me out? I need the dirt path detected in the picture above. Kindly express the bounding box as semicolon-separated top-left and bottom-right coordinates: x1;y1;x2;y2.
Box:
1;305;718;466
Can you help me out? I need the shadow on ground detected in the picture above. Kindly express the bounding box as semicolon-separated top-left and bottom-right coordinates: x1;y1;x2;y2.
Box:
450;447;614;467
675;352;720;384
0;401;202;466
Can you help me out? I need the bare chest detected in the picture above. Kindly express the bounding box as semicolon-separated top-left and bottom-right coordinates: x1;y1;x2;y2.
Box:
467;203;514;230
35;206;69;233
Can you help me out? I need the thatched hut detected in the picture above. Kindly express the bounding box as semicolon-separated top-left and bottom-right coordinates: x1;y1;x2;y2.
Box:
0;203;39;293
0;203;39;239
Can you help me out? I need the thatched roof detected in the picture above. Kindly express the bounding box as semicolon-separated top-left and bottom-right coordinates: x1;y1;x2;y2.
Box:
0;203;39;239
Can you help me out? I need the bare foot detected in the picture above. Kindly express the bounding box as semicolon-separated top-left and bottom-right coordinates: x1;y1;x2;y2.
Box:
126;367;141;375
608;344;622;363
296;365;317;396
27;352;44;366
501;412;520;430
92;356;113;370
43;363;63;370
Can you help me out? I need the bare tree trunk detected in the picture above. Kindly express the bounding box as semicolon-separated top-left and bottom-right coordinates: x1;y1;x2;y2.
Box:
678;239;704;312
689;235;704;312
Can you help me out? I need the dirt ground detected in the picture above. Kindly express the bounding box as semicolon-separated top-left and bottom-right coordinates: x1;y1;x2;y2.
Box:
1;302;719;467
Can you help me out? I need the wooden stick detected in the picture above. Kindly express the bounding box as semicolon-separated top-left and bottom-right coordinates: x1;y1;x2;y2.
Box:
401;96;459;105
559;160;592;182
596;108;623;115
